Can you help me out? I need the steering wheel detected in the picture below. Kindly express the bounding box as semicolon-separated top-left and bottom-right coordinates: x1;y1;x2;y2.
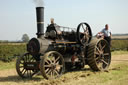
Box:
77;22;92;46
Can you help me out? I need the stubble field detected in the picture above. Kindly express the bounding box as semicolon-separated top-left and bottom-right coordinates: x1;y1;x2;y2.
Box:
0;51;128;85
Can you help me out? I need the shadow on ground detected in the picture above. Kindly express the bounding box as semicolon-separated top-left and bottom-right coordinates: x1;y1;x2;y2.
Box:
0;75;42;82
0;68;96;83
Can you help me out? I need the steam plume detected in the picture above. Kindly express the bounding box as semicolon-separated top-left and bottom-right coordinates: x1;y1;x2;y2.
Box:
33;0;44;7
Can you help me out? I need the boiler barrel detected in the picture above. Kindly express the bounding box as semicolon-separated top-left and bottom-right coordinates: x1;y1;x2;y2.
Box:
27;37;53;55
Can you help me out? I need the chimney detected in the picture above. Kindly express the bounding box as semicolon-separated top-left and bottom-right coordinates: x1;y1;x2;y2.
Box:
36;7;44;38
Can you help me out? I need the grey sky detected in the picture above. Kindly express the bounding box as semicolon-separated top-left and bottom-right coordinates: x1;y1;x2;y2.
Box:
0;0;128;40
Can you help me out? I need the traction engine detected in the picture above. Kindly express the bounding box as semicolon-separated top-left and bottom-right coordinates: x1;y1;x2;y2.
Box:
16;7;111;79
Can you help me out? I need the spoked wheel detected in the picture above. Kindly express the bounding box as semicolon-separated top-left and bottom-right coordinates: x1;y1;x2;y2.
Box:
87;39;111;71
40;51;65;80
77;22;92;46
16;53;39;78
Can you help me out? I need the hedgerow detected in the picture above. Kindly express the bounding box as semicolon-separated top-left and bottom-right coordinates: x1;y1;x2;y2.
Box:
0;44;26;62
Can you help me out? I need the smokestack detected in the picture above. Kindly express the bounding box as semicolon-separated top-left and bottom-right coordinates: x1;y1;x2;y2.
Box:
36;7;44;38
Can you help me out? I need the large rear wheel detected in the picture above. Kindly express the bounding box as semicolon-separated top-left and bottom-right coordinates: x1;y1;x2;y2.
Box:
87;39;111;71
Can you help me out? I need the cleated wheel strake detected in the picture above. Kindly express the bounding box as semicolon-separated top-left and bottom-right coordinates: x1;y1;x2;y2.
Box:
87;39;111;71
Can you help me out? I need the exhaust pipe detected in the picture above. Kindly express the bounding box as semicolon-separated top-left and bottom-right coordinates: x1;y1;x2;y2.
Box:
36;7;44;38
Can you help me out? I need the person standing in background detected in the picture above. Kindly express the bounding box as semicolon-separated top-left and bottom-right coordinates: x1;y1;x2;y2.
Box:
97;24;112;46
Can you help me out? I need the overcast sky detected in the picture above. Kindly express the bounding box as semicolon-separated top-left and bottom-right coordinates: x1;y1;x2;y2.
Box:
0;0;128;40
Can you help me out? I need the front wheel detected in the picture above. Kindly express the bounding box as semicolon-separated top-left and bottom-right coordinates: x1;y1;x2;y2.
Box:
16;53;39;78
40;51;65;79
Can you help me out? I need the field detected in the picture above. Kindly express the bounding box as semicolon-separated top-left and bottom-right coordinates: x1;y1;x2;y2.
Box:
0;51;128;85
112;35;128;39
0;38;128;85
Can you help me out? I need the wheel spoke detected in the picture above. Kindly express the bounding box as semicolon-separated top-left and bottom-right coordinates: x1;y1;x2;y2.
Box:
86;34;90;38
31;71;37;77
21;68;25;73
19;66;24;68
45;60;50;64
46;58;52;64
45;68;50;73
82;24;86;31
96;46;100;53
81;36;85;40
103;53;109;56
99;42;102;51
101;59;108;65
29;70;32;77
52;56;56;63
22;69;27;76
44;64;51;68
46;69;52;75
95;52;100;55
101;44;106;50
50;70;53;78
27;70;29;77
30;57;34;62
55;56;60;63
95;56;100;61
20;62;24;64
54;69;59;76
86;36;89;42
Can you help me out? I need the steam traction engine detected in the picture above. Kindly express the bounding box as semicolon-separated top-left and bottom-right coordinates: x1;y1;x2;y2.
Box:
16;7;111;79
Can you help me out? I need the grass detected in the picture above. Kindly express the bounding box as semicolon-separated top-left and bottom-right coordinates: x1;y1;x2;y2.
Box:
56;62;128;85
112;50;128;55
0;51;127;71
94;63;128;84
0;51;128;85
0;60;15;70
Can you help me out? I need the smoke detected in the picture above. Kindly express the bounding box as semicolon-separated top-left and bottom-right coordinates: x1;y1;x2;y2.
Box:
33;0;44;7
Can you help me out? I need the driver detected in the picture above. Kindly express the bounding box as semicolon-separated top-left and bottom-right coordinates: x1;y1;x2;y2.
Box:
46;18;62;35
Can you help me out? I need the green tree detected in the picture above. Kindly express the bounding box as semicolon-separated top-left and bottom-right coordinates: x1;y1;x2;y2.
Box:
22;34;29;42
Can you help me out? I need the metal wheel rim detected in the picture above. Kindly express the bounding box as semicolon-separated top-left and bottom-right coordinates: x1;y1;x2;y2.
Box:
16;53;39;78
40;51;65;79
94;40;111;70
